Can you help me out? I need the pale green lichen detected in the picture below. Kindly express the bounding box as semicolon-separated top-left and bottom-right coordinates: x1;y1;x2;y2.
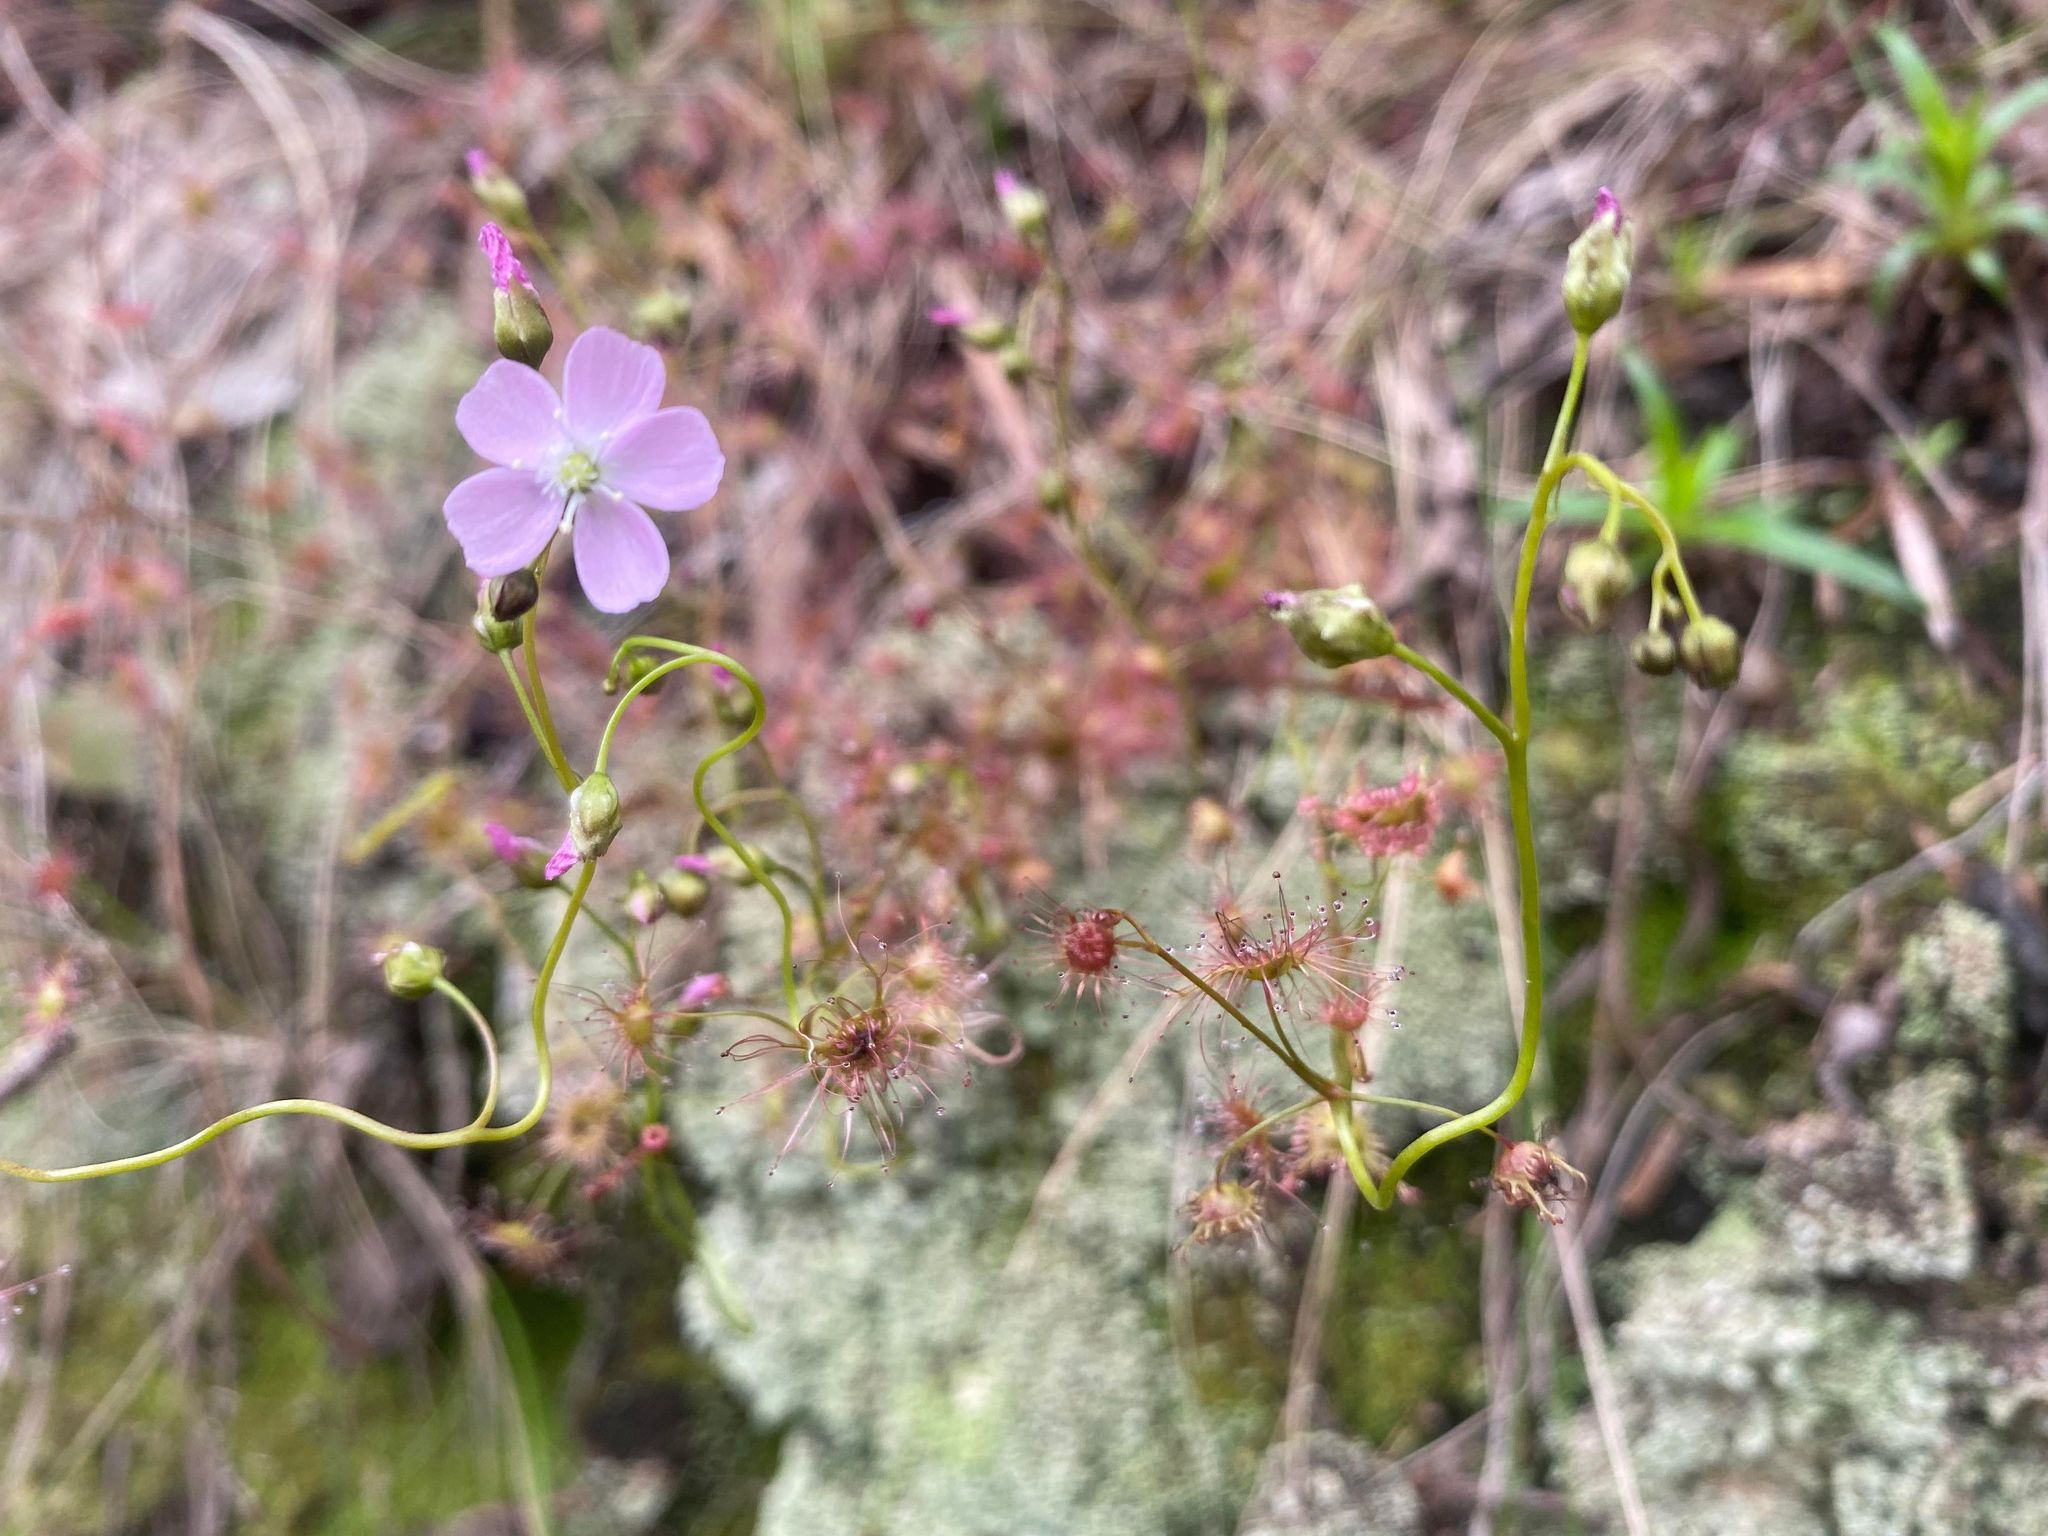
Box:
1754;1065;1976;1283
1897;900;2013;1077
1236;1431;1422;1536
1719;668;1997;894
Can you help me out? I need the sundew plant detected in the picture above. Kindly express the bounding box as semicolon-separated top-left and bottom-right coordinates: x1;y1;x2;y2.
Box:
0;179;1745;1246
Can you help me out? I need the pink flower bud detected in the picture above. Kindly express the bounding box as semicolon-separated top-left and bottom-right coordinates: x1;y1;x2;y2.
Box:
477;221;530;293
678;972;728;1010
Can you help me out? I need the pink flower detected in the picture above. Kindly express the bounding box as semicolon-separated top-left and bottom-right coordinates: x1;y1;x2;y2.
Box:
477;221;530;291
1593;186;1623;229
928;305;968;328
678;972;727;1010
674;853;714;874
464;148;494;180
1309;770;1441;861
484;821;542;865
484;821;556;887
443;327;725;613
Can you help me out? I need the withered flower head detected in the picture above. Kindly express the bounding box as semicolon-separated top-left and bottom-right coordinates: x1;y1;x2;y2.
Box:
1184;1180;1262;1245
1488;1138;1585;1225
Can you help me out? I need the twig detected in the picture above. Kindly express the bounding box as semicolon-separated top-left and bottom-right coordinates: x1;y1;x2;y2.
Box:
1792;766;2044;961
0;1027;74;1113
1550;1219;1651;1536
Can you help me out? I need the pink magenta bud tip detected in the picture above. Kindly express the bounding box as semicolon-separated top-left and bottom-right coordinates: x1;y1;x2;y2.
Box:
477;222;530;292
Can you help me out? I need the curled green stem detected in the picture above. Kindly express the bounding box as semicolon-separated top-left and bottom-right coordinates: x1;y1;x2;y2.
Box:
598;640;803;1029
1560;452;1705;622
0;949;536;1183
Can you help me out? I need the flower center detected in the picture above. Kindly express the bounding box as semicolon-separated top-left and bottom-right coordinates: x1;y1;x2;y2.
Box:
556;450;600;495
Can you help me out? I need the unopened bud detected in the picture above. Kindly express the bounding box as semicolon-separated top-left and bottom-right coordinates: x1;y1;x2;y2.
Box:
709;673;756;732
493;284;554;368
961;317;1012;350
569;773;622;861
1559;539;1633;631
1678;616;1742;690
380;941;445;1000
630;287;693;341
624;870;664;926
1630;629;1678;677
466;150;531;230
603;651;667;698
998;342;1032;382
1036;468;1072;514
995;170;1049;240
659;865;711;917
473;609;522;653
706;843;762;887
1561;187;1634;337
488;570;539;623
484;822;554;888
1265;585;1398;669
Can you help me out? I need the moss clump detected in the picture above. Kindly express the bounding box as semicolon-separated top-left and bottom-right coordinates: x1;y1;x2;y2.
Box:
1896;900;2014;1079
1322;1214;1485;1447
1718;666;1997;899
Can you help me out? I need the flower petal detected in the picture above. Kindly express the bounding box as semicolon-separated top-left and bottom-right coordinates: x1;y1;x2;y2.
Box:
562;327;665;446
544;831;579;882
443;468;562;576
600;408;724;510
572;487;670;613
455;361;563;467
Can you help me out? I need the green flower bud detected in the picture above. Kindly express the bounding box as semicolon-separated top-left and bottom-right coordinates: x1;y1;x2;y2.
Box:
473;609;522;653
659;865;712;918
603;651;667;698
710;679;757;733
1265;585;1398;669
1561;188;1634;337
706;843;762;887
996;171;1049;240
466;153;532;230
1630;629;1678;677
1037;468;1072;515
998;342;1032;383
488;570;539;623
623;870;665;926
1559;539;1633;631
492;283;554;368
380;940;445;1000
630;287;693;341
961;317;1012;350
1678;616;1742;690
569;773;622;861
